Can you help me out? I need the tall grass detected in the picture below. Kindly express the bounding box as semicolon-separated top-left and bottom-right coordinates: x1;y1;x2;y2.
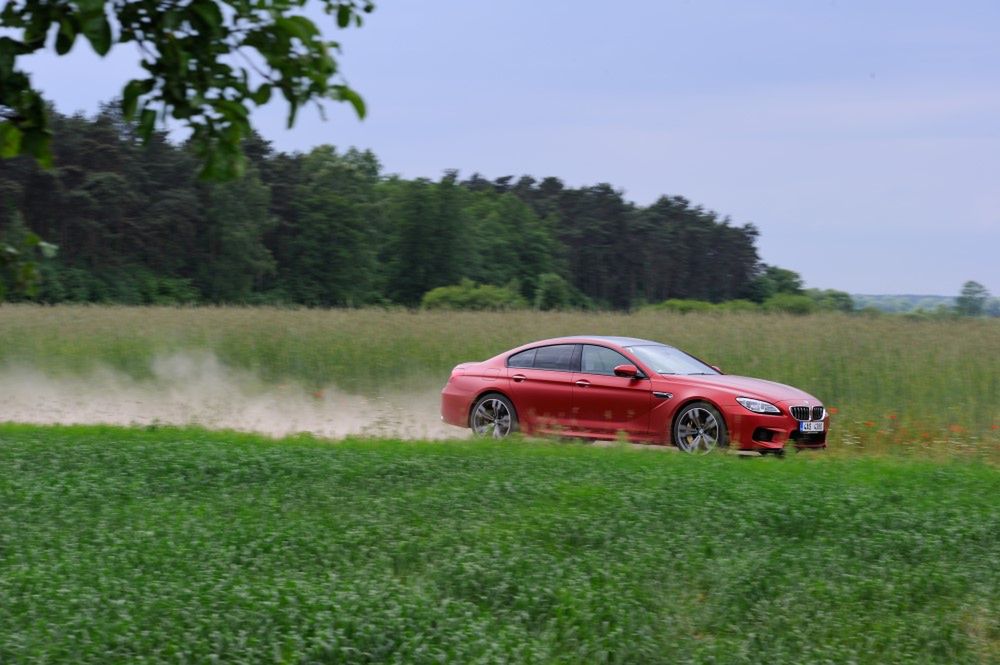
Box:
0;305;997;453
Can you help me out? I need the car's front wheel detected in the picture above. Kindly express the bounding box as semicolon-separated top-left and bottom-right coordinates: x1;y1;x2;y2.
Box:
470;393;518;439
673;402;728;453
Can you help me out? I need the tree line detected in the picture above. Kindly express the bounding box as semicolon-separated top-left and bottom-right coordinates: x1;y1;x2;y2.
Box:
1;104;810;310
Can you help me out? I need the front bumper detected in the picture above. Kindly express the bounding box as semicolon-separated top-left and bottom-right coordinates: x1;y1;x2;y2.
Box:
723;408;829;451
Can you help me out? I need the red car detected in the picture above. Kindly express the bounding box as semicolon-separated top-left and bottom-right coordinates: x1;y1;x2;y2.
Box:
440;336;828;453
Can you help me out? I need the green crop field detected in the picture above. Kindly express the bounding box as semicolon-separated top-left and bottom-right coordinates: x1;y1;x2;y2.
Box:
1;424;997;664
0;305;997;455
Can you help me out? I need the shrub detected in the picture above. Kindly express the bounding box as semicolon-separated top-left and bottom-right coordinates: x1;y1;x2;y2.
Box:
716;299;760;313
140;276;200;305
858;305;885;318
806;288;855;312
534;273;573;310
643;299;716;314
763;294;818;315
534;273;593;311
421;279;527;311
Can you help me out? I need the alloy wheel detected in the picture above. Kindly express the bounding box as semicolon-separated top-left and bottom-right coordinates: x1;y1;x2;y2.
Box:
676;407;721;453
472;398;513;438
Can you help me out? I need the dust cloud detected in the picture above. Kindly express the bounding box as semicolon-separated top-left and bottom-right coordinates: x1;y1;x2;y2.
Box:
0;352;466;440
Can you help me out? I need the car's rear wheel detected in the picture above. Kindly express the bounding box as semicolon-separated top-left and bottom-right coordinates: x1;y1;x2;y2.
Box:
470;393;518;439
673;402;728;453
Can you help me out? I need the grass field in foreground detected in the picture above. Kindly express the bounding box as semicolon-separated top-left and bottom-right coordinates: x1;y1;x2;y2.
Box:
1;425;997;663
0;305;998;453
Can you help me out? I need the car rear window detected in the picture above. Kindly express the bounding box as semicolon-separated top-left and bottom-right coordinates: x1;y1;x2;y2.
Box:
507;348;536;368
532;344;578;371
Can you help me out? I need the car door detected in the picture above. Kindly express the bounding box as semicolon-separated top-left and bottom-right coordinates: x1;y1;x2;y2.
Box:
506;344;580;434
571;344;653;439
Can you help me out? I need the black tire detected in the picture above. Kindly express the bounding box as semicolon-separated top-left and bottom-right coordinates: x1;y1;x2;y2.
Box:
469;393;519;439
672;401;728;454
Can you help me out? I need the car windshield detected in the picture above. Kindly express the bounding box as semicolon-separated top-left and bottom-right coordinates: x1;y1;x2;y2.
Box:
625;345;720;376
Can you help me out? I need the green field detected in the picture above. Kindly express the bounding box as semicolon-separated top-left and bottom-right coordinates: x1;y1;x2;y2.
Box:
0;306;997;454
0;424;997;663
1;305;997;661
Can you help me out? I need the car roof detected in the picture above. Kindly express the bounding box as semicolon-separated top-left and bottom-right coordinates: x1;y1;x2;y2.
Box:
563;335;664;346
509;335;669;351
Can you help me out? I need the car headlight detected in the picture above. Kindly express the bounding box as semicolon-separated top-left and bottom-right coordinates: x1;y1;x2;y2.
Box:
736;397;781;414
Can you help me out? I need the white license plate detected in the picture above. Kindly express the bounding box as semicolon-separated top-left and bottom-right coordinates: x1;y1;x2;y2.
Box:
800;421;825;432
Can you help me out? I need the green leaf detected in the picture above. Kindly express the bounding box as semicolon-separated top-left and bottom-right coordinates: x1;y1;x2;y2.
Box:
199;149;222;180
76;0;104;13
0;37;21;74
225;151;247;179
0;123;22;158
214;99;249;122
81;13;112;56
19;128;52;168
250;84;272;105
56;17;77;55
23;15;52;46
190;0;223;35
198;144;245;181
121;79;152;119
162;10;181;31
275;16;320;42
16;261;39;294
337;5;351;28
333;85;366;119
137;108;157;142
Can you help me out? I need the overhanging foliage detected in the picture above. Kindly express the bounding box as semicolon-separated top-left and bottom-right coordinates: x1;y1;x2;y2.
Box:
0;0;373;179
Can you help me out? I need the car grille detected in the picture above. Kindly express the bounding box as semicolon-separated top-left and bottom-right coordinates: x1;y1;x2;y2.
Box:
790;406;825;421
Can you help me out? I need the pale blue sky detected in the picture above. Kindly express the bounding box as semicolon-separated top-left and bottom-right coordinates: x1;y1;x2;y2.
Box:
21;0;1000;295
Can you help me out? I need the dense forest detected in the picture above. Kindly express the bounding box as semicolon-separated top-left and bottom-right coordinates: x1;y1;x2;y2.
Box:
0;105;824;309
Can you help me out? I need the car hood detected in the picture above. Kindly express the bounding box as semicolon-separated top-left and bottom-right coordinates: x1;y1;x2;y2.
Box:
658;374;819;402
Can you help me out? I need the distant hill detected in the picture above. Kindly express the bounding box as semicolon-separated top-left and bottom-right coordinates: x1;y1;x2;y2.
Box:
853;293;1000;316
851;294;955;313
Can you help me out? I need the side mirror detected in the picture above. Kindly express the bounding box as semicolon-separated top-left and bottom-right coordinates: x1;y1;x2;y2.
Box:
711;365;723;374
613;364;639;378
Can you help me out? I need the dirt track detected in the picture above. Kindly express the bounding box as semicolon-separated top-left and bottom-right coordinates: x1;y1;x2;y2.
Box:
0;352;462;440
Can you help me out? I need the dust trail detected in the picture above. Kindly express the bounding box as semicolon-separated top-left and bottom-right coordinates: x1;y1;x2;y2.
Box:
0;352;467;440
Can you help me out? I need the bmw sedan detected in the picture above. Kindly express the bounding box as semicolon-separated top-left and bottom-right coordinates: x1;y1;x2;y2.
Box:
440;336;828;453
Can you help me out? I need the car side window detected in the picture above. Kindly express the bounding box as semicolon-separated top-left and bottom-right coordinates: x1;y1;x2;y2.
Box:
507;348;536;368
531;344;579;371
581;345;633;376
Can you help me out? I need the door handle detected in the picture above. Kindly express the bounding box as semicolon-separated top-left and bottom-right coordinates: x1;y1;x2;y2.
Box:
512;374;526;383
575;380;591;388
